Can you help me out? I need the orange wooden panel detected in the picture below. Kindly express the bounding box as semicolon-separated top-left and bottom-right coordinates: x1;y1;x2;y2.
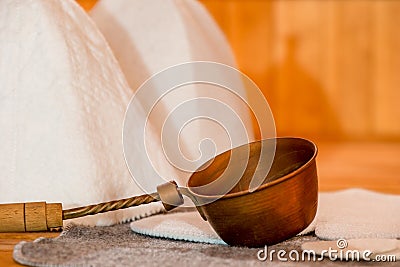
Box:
201;0;400;141
76;0;97;11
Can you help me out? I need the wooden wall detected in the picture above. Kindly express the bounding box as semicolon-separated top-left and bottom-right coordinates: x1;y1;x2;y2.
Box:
77;0;96;11
78;0;400;141
200;0;400;141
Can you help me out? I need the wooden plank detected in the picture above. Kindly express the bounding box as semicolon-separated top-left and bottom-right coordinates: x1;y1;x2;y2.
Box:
0;252;20;267
373;2;400;137
0;232;59;266
317;142;400;194
201;0;400;141
76;0;97;11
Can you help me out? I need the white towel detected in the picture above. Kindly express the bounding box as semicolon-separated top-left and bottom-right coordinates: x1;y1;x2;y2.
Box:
307;188;400;240
131;210;226;245
131;189;400;244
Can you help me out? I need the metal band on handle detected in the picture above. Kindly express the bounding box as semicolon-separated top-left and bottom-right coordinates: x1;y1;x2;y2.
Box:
157;181;184;211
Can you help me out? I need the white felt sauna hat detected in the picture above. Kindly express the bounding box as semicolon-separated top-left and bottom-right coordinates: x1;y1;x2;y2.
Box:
0;0;254;225
90;0;256;187
0;0;154;225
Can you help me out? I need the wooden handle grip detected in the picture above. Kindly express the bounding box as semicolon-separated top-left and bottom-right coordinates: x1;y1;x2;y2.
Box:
0;202;63;232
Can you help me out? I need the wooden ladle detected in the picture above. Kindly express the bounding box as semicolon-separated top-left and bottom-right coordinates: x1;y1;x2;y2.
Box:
0;137;318;247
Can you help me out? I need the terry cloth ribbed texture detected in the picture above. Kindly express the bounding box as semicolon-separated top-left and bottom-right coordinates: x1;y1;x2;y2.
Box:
131;189;400;243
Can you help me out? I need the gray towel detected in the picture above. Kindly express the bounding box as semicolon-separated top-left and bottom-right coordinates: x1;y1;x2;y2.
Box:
13;223;397;267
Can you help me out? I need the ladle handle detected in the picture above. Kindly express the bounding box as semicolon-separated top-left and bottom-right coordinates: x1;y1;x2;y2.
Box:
0;202;63;232
62;192;160;220
0;181;186;232
0;194;159;233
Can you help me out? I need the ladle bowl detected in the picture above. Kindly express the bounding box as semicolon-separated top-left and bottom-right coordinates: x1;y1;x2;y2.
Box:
187;137;318;247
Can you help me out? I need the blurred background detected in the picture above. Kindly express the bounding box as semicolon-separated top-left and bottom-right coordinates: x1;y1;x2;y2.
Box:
77;0;399;193
201;0;400;142
79;0;400;142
